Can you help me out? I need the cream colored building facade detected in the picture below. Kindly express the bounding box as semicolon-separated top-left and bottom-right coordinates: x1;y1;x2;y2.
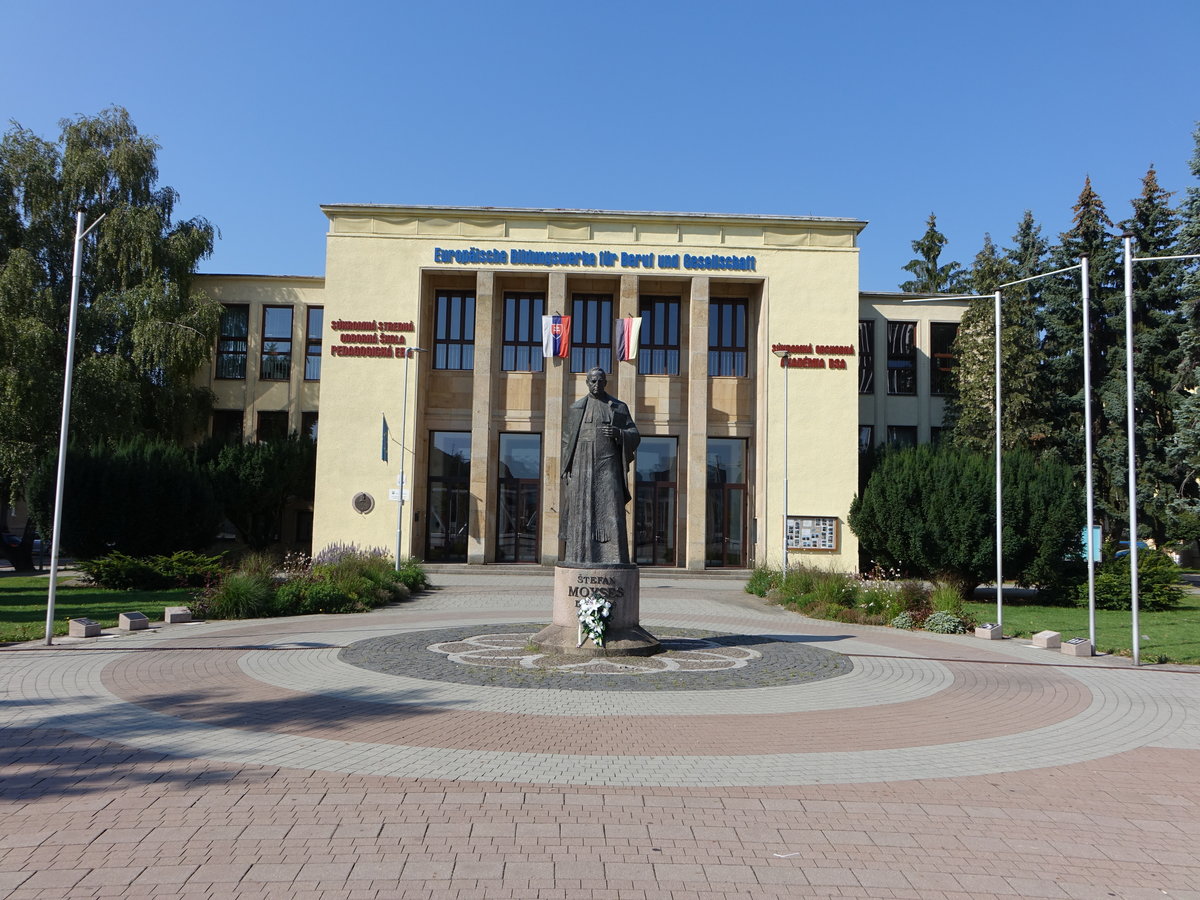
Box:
194;205;966;572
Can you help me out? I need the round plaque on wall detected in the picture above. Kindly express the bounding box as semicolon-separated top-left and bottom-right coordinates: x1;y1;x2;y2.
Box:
351;492;375;515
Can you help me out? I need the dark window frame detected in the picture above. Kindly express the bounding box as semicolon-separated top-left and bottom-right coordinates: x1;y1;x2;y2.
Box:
216;304;249;380
930;322;958;395
859;319;875;394
256;410;289;442
304;306;323;381
501;291;545;372
260;305;294;382
886;320;916;396
569;293;613;373
708;298;748;377
638;296;681;376
434;290;476;370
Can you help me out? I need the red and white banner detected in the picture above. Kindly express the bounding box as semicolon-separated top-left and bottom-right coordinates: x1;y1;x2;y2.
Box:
541;315;571;358
615;316;642;361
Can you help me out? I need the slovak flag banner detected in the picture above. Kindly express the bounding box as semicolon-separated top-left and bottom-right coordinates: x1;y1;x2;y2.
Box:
542;315;571;358
616;316;642;361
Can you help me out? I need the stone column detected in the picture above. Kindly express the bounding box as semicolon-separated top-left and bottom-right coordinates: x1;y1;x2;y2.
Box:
617;274;639;563
541;273;568;565
685;277;710;570
468;271;497;564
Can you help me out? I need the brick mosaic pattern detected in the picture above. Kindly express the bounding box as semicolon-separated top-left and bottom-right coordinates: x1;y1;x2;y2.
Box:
2;574;1198;899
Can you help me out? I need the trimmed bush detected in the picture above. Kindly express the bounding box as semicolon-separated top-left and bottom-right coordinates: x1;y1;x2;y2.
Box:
79;551;224;590
923;610;969;634
1082;550;1184;612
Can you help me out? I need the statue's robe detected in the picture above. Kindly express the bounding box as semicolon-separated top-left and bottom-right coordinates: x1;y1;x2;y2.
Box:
560;392;640;564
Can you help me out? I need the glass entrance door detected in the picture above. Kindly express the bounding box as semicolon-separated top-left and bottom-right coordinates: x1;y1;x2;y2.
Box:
635;437;677;566
425;432;470;562
496;433;541;563
705;438;748;568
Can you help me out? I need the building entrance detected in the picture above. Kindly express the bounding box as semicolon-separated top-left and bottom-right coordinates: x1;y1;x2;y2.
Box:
635;436;677;566
496;433;541;563
705;438;748;568
425;431;470;562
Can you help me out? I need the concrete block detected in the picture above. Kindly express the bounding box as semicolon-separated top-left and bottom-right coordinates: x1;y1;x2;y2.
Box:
975;623;1003;640
164;606;192;624
1061;637;1093;657
68;618;101;638
118;611;149;631
1033;630;1062;649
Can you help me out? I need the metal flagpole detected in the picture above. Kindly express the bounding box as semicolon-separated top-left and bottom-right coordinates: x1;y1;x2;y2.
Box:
45;208;105;645
773;348;791;571
1081;255;1098;650
1122;234;1141;666
994;289;1003;629
395;346;427;570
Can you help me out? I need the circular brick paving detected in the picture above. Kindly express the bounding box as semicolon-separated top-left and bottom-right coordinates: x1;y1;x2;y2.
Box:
338;625;853;691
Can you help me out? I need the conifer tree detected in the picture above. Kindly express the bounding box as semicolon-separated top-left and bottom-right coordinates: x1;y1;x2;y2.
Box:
1117;166;1185;543
1168;124;1200;538
1036;178;1122;526
899;213;969;294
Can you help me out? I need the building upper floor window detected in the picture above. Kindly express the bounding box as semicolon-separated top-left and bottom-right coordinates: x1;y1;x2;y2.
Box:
570;293;612;373
305;307;323;381
886;424;917;447
931;322;958;395
502;292;545;372
261;306;293;381
708;299;747;377
216;304;249;380
638;296;680;375
886;320;916;395
434;290;475;370
859;320;875;394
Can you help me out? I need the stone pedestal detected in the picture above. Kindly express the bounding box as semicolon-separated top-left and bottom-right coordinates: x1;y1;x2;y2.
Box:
164;606;192;624
69;618;101;638
119;612;149;631
975;623;1003;640
1033;630;1062;649
1061;637;1093;657
532;564;661;656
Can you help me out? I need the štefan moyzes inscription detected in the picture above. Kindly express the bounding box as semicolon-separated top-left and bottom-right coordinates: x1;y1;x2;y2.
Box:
560;367;640;565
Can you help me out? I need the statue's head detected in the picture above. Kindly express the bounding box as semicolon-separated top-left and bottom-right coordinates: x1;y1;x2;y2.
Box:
586;367;608;398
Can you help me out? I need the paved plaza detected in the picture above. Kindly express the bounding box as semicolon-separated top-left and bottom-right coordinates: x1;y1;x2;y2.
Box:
1;572;1198;899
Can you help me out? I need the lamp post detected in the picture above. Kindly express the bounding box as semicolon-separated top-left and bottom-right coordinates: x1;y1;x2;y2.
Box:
773;347;790;571
45;208;104;646
394;346;428;571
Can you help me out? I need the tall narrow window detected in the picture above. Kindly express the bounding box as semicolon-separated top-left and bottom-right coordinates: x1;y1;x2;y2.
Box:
305;307;323;381
426;431;471;563
708;299;748;377
930;322;958;395
261;306;293;381
570;293;612;373
216;304;249;380
502;292;545;372
434;290;475;370
858;320;875;394
886;320;916;395
638;296;680;375
635;436;678;566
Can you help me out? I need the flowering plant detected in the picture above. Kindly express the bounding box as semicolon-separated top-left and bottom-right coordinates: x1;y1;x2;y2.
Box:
576;594;612;647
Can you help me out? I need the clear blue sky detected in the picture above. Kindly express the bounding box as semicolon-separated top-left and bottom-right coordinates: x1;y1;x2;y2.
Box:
4;0;1198;291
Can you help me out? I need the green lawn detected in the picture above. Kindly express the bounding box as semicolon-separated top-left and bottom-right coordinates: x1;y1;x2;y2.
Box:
0;576;194;643
964;594;1200;664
